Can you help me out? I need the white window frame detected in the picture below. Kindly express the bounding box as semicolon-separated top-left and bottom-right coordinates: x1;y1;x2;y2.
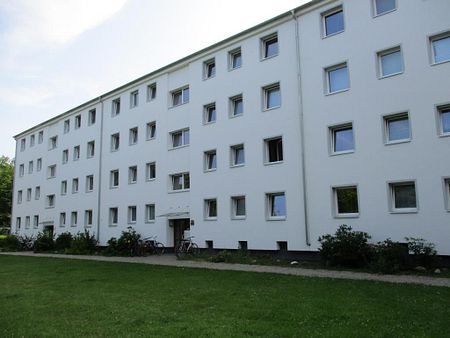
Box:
109;207;118;226
377;46;404;79
231;195;246;219
147;83;157;101
30;134;35;147
35;186;40;200
228;47;242;70
111;133;120;152
128;206;137;224
88;109;96;125
71;211;78;227
110;170;119;188
436;104;450;137
203;102;216;125
171;86;189;107
17;190;22;204
130;90;139;108
170;128;189;149
325;62;349;95
261;32;278;60
129;127;138;145
112;98;121;116
26;188;32;201
388;180;418;213
146;121;156;140
322;6;344;38
73;145;80;161
59;212;66;227
87;141;95;158
262;83;281;111
230;144;245;167
443;177;450;212
72;178;79;194
264;136;283;164
204;149;217;172
203;58;216;80
38;131;44;144
170;172;190;192
74;115;81;129
329;123;354;155
372;0;397;17
63;119;70;133
49;136;58;150
46;194;55;208
85;210;93;227
33;215;39;229
145;204;156;223
429;31;450;65
48;165;56;179
61;180;67;195
332;185;360;218
37;158;42;171
19;164;24;177
146;162;156;181
383;112;411;145
204;198;218;220
229;94;243;118
62;149;69;164
266;192;287;221
86;175;94;192
128;166;138;184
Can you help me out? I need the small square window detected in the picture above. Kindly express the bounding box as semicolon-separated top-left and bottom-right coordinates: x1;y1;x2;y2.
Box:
263;83;281;110
333;186;359;217
172;87;189;106
374;0;396;16
203;103;216;124
86;175;94;192
378;47;403;78
430;32;450;64
230;94;243;117
87;141;95;158
145;204;155;222
203;58;216;79
112;98;121;116
73;145;80;161
111;133;120;151
171;172;190;191
266;193;286;220
63;119;70;133
261;33;278;59
147;83;157;101
265;137;283;164
37;158;42;172
88;109;96;125
110;170;119;188
330;123;354;155
128;166;137;184
146;162;156;181
60;213;66;227
204;150;217;171
229;48;242;70
130;90;139;108
71;211;78;227
74;115;81;129
204;199;217;220
38;131;44;144
384;113;410;143
62;149;69;164
323;7;344;37
171;129;189;148
49;136;58;150
128;206;137;224
438;105;450;136
72;178;79;194
85;210;93;227
146;122;156;140
109;207;118;226
231;196;246;219
129;127;138;145
389;181;417;212
61;180;67;195
230;144;245;167
325;63;349;94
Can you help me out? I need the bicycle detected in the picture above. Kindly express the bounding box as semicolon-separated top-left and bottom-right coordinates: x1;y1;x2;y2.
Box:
175;236;199;258
139;236;165;256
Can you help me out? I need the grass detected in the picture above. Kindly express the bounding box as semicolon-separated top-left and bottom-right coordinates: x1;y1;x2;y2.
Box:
1;255;449;337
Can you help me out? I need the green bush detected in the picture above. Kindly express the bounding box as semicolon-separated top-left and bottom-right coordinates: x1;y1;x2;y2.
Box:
103;237;119;256
17;235;35;251
113;227;141;256
405;237;437;268
66;230;97;255
55;232;73;251
209;250;233;263
0;235;20;252
34;232;55;252
371;239;408;273
318;224;373;268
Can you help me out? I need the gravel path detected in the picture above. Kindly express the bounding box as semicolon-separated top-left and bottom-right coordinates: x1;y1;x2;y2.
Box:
2;252;449;288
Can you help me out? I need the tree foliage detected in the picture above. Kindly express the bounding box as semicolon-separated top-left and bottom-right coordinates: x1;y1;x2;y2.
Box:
0;156;14;229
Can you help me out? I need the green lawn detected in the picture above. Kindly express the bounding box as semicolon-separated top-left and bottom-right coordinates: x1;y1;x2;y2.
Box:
1;256;449;337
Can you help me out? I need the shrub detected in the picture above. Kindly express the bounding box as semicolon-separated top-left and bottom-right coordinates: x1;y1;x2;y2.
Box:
0;235;20;252
318;224;372;268
17;235;35;251
405;237;437;268
34;232;55;252
66;230;97;255
209;250;233;263
55;232;73;251
112;227;141;256
103;237;119;256
371;239;409;273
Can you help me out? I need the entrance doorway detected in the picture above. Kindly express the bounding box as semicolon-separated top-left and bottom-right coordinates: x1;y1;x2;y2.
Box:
43;225;54;237
172;219;190;249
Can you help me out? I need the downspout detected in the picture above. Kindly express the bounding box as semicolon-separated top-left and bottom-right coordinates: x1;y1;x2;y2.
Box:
96;97;104;243
291;10;311;247
10;142;18;234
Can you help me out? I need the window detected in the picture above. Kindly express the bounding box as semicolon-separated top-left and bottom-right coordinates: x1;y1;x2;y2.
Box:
49;136;58;150
16;217;21;231
389;181;417;212
37;158;42;171
64;119;70;133
129;127;138;145
75;115;81;129
430;32;450;64
128;166;137;184
145;204;155;222
231;196;246;219
128;206;137;224
147;83;157;101
85;210;93;227
19;164;24;177
264;137;283;163
26;188;32;201
323;6;344;37
333;186;359;217
71;211;78;227
61;180;67;195
86;175;94;192
204;199;217;220
130;90;139;108
87;141;95;158
330;123;354;154
204;150;217;171
261;33;278;59
73;145;80;161
109;207;118;226
203;58;216;79
28;160;33;174
263;83;281;110
33;215;39;229
60;213;66;227
146;122;156;140
203;103;216;124
230;94;243;117
374;0;396;16
378;47;403;78
25;216;30;229
72;178;79;194
266;192;286;220
146;162;156;181
48;165;56;178
171;172;190;191
17;190;22;204
112;98;121;116
110;170;119;188
20;139;25;151
88;109;96;125
171;86;189;106
325;63;349;94
444;178;450;211
230;144;245;166
171;129;189;148
111;133;120;151
46;194;55;208
62;149;69;164
384;113;410;143
438;105;450;136
38;131;44;144
30;134;35;147
35;186;40;200
229;47;242;70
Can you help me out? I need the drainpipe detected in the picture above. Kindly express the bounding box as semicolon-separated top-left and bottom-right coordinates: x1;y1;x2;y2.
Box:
291;10;311;247
96;96;104;243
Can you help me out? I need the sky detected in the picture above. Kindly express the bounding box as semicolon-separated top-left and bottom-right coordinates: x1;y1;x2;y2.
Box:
0;0;308;158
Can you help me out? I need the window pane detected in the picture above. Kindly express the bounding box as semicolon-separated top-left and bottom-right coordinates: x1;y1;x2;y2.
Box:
328;66;349;93
183;173;190;189
235;147;244;165
325;10;344;36
173;92;181;105
388;117;409;141
265;38;278;58
442;110;450;133
394;184;416;209
173;133;182;147
207;107;216;122
183;130;189;145
375;0;396;15
235;198;246;216
208;200;217;217
233;53;242;68
433;36;450;63
267;88;281;109
183;88;189;103
381;50;402;76
334;128;354;152
173;175;182;190
271;194;286;217
207;63;215;77
208;153;216;169
336;187;358;214
234;98;243;115
268;139;283;162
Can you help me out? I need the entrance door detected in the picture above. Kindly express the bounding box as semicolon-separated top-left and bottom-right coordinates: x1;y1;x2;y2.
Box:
173;219;190;249
43;225;54;237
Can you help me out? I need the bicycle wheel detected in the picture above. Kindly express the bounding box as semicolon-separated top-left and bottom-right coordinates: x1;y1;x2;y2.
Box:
155;242;165;255
189;243;199;256
175;245;185;258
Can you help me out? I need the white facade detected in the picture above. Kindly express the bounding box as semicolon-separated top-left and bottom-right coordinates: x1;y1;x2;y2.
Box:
11;0;450;254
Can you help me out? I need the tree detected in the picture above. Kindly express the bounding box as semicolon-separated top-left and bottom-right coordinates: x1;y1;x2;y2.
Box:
0;156;14;230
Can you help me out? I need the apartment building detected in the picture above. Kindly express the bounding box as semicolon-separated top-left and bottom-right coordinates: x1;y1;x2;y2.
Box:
11;0;450;255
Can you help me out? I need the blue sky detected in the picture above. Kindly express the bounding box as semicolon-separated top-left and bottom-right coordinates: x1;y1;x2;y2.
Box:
0;0;307;158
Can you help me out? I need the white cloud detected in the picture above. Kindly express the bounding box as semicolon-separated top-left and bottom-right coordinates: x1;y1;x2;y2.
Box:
0;86;53;107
